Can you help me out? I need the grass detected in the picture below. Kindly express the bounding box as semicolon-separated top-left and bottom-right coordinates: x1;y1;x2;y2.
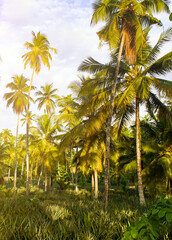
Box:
0;182;164;240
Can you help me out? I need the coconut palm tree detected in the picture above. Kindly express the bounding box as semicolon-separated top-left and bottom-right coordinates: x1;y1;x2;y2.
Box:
22;31;57;195
35;83;59;186
78;33;171;206
91;0;170;209
59;76;110;195
0;141;11;186
118;28;172;204
57;94;80;184
0;130;14;181
3;75;29;193
30;114;61;192
140;113;172;196
35;83;59;115
21;110;36;127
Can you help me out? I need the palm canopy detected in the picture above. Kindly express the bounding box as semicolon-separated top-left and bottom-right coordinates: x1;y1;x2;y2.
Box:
139;115;172;195
91;0;170;64
35;83;59;114
30;114;61;175
21;111;36;127
0;129;13;144
31;114;61;142
57;94;80;129
118;28;172;107
3;75;30;115
22;31;57;74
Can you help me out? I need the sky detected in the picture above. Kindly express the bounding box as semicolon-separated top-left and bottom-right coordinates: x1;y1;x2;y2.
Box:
0;0;171;135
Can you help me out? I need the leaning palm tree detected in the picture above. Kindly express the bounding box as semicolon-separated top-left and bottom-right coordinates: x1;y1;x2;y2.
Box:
91;0;170;209
22;31;57;195
3;75;29;193
35;83;59;115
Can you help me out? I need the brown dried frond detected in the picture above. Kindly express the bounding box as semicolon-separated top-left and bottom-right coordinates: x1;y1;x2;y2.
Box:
122;18;137;65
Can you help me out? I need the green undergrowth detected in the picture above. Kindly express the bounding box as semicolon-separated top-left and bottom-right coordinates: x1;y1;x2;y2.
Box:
0;185;170;239
122;196;172;240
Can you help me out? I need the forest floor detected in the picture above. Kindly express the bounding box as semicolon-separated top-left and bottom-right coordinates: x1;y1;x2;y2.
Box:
0;180;167;239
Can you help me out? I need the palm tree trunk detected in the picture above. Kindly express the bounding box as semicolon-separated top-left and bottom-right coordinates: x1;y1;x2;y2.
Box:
49;174;53;190
37;165;43;187
65;152;68;172
70;145;74;185
136;97;146;206
26;69;34;196
14;113;20;194
30;164;33;185
108;170;111;187
95;168;98;199
92;171;95;192
103;35;125;210
75;161;79;192
57;161;60;180
21;157;25;177
45;166;48;192
8;168;11;182
26;119;30;195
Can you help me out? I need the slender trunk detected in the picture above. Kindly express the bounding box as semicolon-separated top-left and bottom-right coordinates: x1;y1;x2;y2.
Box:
21;157;25;177
136;97;146;206
45;166;48;192
57;162;60;180
30;164;33;185
92;171;95;192
71;145;74;184
75;161;79;192
34;158;38;177
37;165;43;187
169;179;172;195
95;168;98;199
49;174;52;190
103;35;125;210
14;114;20;194
26;69;34;196
108;170;111;187
65;151;68;173
8;168;11;182
26;119;30;195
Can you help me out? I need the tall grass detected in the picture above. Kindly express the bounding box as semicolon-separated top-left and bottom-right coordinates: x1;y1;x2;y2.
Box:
0;185;157;239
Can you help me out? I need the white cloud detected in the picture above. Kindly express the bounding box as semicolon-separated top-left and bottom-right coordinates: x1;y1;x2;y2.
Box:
1;0;39;26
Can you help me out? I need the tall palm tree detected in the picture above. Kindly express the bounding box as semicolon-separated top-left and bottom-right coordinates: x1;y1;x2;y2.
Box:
3;75;29;193
57;94;80;184
30;114;61;192
91;0;170;209
59;76;110;195
35;83;59;187
35;83;59;115
22;31;57;195
118;28;172;205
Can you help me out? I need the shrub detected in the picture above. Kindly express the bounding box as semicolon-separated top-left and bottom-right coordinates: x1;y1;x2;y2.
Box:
122;196;172;240
56;180;70;191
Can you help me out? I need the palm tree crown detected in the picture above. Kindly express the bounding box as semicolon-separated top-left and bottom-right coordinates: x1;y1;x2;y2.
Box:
91;0;170;64
22;31;57;74
36;83;59;114
3;75;29;114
